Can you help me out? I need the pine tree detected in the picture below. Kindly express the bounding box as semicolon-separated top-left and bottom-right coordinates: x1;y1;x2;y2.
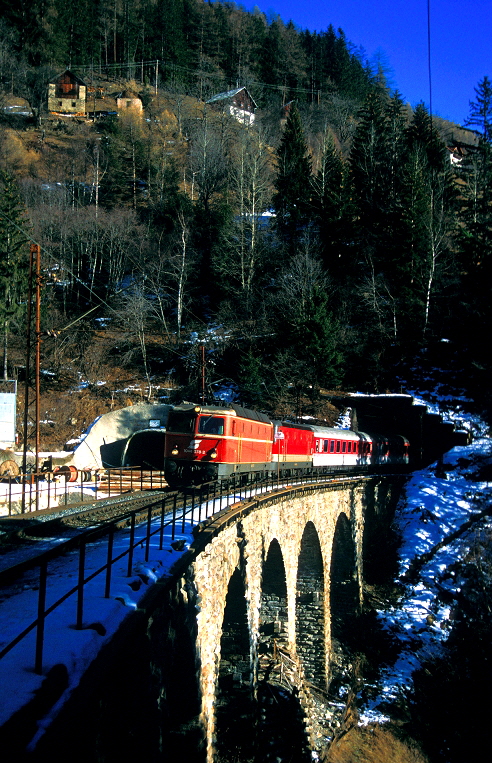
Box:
456;81;492;361
272;103;312;250
310;133;352;277
349;89;391;267
465;76;492;141
396;104;455;344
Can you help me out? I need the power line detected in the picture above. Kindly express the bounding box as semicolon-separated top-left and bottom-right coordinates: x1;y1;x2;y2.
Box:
74;58;335;100
427;0;433;119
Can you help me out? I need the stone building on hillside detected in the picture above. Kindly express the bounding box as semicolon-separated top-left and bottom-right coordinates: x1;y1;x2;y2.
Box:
116;89;143;116
48;70;86;115
206;86;256;125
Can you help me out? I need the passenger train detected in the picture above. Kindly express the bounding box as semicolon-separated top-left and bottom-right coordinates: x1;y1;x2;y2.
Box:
163;403;410;486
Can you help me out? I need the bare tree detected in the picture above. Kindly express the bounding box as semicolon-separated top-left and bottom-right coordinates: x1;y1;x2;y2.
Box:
213;127;272;306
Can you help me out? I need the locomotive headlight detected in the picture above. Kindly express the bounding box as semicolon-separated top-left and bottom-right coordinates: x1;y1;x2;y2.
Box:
171;445;179;456
194;406;201;413
210;449;218;459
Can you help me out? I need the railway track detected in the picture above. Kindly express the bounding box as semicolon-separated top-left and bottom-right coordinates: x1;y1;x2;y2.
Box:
0;468;406;677
0;489;174;573
0;466;404;582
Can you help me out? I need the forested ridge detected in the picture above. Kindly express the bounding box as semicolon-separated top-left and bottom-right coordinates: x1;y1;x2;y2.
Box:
1;1;492;445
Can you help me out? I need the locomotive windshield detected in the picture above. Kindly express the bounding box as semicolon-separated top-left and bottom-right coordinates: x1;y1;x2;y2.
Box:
198;416;224;435
167;410;196;434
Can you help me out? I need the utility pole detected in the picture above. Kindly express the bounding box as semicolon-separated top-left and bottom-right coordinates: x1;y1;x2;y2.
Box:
35;244;41;475
201;344;206;404
21;244;41;513
21;247;33;512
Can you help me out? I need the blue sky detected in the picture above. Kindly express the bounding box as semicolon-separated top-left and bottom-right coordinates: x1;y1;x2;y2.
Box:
252;0;492;127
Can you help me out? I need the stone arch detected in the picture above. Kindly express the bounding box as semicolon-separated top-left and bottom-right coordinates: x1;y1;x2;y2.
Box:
295;521;326;686
329;511;359;688
258;538;288;663
214;567;254;761
330;513;359;637
363;479;401;584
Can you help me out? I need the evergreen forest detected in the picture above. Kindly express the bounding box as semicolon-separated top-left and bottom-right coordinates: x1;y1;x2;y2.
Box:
1;0;492;433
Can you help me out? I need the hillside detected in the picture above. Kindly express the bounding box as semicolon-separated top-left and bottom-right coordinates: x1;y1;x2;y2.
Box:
0;2;491;453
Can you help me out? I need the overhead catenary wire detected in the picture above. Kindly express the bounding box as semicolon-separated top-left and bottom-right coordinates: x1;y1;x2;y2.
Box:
427;0;433;120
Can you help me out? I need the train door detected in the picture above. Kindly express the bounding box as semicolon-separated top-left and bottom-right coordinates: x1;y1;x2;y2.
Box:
237;419;243;462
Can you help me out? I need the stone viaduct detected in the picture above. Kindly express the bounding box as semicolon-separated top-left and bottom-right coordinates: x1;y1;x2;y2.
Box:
27;476;404;763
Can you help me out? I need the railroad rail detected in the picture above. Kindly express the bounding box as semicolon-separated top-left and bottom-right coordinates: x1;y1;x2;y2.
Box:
0;467;405;675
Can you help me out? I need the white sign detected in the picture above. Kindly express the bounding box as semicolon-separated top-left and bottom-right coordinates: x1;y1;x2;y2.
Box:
149;420;161;428
0;391;16;443
274;431;285;440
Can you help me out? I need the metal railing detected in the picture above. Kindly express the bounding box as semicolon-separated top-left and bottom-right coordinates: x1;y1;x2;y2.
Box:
0;467;394;674
0;466;167;516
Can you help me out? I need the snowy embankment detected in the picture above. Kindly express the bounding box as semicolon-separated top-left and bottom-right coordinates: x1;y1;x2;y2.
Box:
361;420;492;722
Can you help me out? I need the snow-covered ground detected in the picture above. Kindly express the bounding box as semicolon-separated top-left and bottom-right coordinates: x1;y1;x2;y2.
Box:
360;409;492;722
0;482;294;746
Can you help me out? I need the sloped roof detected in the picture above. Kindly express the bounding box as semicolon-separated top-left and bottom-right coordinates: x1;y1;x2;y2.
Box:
117;90;141;100
206;87;257;110
53;69;86;86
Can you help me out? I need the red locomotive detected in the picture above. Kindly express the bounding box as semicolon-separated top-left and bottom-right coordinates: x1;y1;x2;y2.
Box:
164;404;410;486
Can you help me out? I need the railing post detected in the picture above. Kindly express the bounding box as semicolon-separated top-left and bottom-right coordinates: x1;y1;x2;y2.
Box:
35;560;48;674
105;525;114;598
127;512;136;576
76;541;86;628
181;491;186;533
190;488;195;527
159;497;165;550
198;486;202;522
145;505;152;561
172;493;177;541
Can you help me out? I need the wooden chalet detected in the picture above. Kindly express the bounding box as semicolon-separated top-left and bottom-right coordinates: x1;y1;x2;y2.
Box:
206;87;257;125
48;70;86;115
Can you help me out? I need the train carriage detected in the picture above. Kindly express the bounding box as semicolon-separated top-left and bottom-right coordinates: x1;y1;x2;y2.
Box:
164;403;273;485
163;402;411;486
311;426;362;467
271;422;314;471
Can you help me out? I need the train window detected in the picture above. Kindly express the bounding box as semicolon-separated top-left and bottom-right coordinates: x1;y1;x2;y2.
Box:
167;410;196;433
342;442;346;453
336;441;341;453
330;440;335;453
348;442;352;453
198;416;224;435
